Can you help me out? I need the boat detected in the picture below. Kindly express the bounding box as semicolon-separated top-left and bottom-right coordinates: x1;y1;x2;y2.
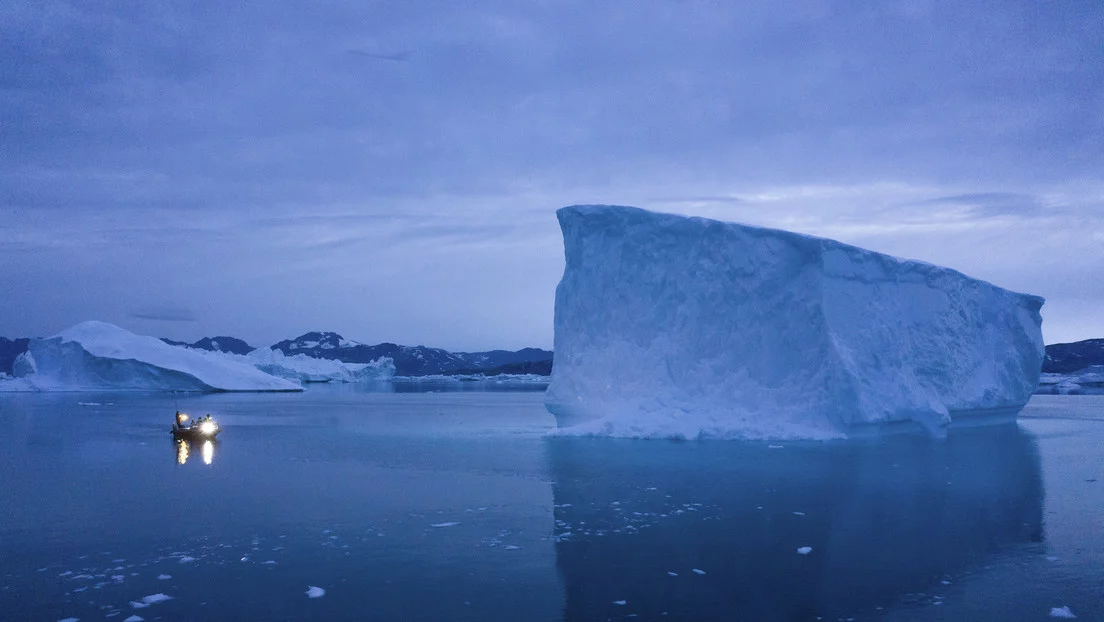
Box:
171;411;222;441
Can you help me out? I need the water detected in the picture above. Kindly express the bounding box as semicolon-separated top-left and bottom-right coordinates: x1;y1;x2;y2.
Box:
0;389;1101;621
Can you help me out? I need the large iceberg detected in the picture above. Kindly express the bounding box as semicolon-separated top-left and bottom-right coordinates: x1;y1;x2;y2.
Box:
5;321;302;392
545;205;1045;439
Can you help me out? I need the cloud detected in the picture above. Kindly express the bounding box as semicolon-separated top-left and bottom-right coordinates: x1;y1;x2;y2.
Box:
915;193;1043;218
129;306;198;323
1;1;1102;346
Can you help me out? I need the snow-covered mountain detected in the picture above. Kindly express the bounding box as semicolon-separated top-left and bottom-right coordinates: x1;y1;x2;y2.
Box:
270;331;552;376
1042;338;1104;373
161;336;255;355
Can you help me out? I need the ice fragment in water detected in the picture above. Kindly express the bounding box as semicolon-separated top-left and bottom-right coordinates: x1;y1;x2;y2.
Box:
797;547;813;555
306;586;326;598
139;593;172;605
613;600;627;605
430;522;459;528
1050;606;1077;619
124;616;144;622
692;569;706;575
156;575;171;580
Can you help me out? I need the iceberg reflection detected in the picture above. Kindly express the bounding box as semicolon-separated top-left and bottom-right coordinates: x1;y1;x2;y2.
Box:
548;425;1043;620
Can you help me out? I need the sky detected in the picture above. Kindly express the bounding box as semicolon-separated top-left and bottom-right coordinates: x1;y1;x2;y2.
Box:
2;0;1102;350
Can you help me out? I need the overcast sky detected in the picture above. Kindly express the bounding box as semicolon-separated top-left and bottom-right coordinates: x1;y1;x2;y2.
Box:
2;1;1102;350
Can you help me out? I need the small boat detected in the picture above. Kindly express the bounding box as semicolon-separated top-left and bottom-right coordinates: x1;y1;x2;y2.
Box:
171;412;222;441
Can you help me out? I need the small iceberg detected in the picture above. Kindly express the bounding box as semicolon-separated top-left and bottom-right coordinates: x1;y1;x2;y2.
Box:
306;586;326;598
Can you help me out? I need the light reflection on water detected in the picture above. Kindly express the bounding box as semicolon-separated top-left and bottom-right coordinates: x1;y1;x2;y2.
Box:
175;439;217;465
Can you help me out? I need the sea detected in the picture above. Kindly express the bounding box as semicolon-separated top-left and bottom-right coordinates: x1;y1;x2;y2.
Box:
0;386;1101;621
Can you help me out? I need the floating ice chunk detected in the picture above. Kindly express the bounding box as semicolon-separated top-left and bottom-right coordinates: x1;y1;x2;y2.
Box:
692;569;706;575
263;560;276;565
306;586;326;599
178;556;196;564
1047;556;1059;562
797;547;813;555
59;571;73;577
545;205;1045;439
768;445;784;449
667;572;678;577
58;618;79;622
503;545;521;550
157;574;171;580
941;580;952;585
128;602;149;609
140;593;172;605
792;512;806;516
123;616;144;622
1050;606;1077;618
430;522;460;528
613;600;627;605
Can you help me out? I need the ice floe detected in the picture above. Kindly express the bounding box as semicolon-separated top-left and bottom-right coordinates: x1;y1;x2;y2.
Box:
797;547;813;555
1050;606;1077;619
306;585;326;598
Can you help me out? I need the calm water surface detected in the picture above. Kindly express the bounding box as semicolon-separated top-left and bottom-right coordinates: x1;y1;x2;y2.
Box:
0;389;1101;621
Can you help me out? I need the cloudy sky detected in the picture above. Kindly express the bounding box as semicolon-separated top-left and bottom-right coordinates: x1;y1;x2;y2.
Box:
2;0;1102;350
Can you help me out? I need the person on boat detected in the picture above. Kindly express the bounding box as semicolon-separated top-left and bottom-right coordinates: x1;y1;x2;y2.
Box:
175;411;188;429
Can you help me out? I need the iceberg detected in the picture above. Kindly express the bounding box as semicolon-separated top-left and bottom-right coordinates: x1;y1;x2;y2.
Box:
545;205;1045;439
242;347;395;384
4;321;302;392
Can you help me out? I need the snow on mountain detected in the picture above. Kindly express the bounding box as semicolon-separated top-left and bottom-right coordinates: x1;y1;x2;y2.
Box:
1042;338;1104;373
3;321;302;392
160;336;255;355
270;331;551;376
546;205;1045;440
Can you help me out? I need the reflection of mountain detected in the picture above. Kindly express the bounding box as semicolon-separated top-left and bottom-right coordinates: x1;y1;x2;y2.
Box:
548;426;1043;620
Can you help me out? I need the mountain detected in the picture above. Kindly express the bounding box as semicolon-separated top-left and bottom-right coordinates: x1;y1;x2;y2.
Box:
1043;338;1104;374
271;331;553;376
0;337;31;376
159;336;255;355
